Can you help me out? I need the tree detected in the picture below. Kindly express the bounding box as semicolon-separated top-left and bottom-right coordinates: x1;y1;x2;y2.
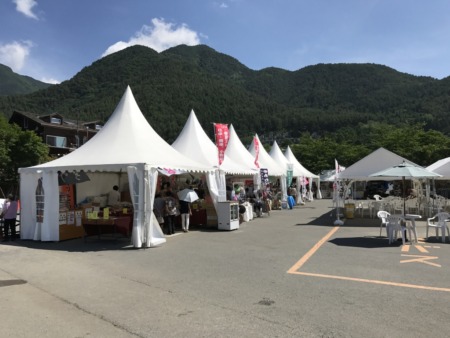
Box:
0;117;50;195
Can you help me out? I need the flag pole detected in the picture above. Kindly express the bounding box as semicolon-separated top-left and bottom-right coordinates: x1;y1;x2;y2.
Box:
334;159;344;226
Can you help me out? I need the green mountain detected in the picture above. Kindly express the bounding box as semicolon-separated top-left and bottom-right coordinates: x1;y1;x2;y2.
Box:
0;64;53;95
0;44;450;144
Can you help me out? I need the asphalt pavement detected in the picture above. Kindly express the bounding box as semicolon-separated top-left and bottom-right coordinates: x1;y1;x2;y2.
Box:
1;199;450;337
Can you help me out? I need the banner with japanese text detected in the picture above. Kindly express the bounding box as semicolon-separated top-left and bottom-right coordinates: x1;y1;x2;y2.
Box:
260;168;269;186
214;123;229;165
253;136;260;168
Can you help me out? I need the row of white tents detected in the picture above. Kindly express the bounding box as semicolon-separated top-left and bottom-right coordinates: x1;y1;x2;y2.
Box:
18;86;320;248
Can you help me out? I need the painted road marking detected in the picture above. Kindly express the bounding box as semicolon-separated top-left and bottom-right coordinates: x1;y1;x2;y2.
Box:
288;226;450;293
403;245;430;254
400;254;441;267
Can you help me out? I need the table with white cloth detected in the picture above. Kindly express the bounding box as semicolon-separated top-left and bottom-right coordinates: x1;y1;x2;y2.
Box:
400;214;421;243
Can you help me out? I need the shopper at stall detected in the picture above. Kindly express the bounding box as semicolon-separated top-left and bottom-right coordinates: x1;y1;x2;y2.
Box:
179;198;191;232
164;191;178;235
2;194;18;241
108;185;121;206
153;193;165;226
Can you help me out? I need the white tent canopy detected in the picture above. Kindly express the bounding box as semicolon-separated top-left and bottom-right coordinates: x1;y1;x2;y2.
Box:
338;147;417;181
224;124;260;189
171;110;255;207
172;110;255;175
284;146;319;179
281;145;319;200
19;86;211;248
268;141;292;201
248;133;287;200
248;134;285;176
426;157;450;179
225;125;259;173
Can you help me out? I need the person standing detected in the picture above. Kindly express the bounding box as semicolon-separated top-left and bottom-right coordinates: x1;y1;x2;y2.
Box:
164;191;178;235
153;193;165;226
108;185;121;206
2;194;18;241
179;199;192;232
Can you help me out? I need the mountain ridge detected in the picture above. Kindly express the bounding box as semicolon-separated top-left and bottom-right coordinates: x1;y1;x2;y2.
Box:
0;44;449;143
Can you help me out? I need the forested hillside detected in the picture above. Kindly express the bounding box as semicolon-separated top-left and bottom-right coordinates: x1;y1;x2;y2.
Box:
0;64;52;95
1;44;450;170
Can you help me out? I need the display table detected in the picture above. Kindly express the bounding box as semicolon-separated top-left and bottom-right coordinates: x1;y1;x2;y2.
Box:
82;216;133;241
191;208;207;226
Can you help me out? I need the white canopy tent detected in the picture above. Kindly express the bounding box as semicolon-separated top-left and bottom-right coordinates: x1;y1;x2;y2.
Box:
224;125;260;190
248;133;287;199
284;145;321;200
19;86;212;248
338;147;417;181
426;158;450;179
337;147;427;200
268;141;292;202
171;110;256;209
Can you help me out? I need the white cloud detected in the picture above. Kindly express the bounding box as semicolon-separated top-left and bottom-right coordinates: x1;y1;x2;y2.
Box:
102;18;201;57
0;41;33;72
13;0;39;20
40;77;60;84
220;2;228;8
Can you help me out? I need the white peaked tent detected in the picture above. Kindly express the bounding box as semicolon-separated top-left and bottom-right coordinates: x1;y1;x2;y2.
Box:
248;134;285;176
171;110;255;208
426;158;450;179
19;86;211;248
338;147;417;181
224;125;260;188
248;134;287;198
268;141;291;201
284;146;318;179
284;146;321;200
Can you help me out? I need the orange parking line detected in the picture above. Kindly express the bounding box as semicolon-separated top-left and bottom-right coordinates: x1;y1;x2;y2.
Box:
288;224;449;293
291;271;450;293
414;245;429;253
287;226;340;273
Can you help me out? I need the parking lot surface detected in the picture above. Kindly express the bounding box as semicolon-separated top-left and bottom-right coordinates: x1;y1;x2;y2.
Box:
1;200;449;337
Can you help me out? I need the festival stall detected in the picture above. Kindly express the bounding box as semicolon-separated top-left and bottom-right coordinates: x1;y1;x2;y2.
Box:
248;134;287;207
171;110;256;227
284;145;321;201
268;141;294;205
19;87;212;248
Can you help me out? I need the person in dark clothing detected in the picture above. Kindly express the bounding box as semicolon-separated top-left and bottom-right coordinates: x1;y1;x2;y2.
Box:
179;199;191;232
2;194;18;241
164;191;178;235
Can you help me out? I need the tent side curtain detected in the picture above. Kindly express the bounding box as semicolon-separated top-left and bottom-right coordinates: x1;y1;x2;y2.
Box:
19;170;60;241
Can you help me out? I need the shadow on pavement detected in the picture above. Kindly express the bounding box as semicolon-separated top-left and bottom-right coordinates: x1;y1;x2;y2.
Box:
3;237;141;252
329;236;398;248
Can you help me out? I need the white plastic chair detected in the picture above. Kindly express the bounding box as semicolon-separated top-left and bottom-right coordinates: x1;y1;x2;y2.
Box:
373;194;383;201
426;212;450;243
386;214;406;245
377;210;390;237
357;201;371;218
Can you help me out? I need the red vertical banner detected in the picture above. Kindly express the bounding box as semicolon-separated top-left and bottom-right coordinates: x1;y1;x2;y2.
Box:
214;123;229;165
253;136;260;168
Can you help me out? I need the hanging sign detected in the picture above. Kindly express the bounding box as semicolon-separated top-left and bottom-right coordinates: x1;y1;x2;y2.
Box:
260;168;269;186
254;136;260;168
286;164;294;187
214;123;229;165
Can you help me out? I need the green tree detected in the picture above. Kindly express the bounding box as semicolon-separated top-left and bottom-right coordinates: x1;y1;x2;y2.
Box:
0;116;49;195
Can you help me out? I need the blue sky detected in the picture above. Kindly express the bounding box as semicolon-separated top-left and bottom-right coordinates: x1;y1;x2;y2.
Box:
1;0;450;84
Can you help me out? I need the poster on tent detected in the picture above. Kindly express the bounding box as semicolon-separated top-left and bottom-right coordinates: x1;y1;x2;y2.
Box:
214;123;229;165
260;168;269;186
286;164;294;187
